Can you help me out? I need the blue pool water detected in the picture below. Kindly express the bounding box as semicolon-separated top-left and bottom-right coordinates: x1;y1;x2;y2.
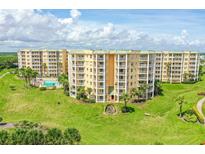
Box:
43;80;59;87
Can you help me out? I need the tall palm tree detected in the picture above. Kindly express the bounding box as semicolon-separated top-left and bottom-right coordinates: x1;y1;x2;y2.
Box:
58;74;69;95
165;62;171;82
57;62;62;77
42;63;47;77
18;67;38;88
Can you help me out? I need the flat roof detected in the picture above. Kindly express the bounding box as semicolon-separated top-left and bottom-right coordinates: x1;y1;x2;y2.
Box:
18;49;200;54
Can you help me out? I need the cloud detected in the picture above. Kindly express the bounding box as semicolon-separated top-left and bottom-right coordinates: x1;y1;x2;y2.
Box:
58;9;81;25
0;9;205;52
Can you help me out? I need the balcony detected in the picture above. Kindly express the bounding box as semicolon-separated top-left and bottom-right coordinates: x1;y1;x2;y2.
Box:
118;57;126;61
139;64;147;68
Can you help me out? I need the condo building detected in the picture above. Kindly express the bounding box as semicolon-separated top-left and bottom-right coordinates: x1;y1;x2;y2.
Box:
155;51;200;83
18;49;200;102
17;49;68;77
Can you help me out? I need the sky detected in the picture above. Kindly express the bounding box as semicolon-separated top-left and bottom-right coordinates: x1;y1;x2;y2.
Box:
0;9;205;52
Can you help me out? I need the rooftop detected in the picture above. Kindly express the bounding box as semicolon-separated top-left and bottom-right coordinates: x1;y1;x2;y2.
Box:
18;49;200;54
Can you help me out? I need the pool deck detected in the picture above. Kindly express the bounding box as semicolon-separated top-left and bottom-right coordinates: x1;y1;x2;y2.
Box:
32;78;62;88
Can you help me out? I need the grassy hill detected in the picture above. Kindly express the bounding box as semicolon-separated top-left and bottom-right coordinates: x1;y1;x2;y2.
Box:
1;70;205;144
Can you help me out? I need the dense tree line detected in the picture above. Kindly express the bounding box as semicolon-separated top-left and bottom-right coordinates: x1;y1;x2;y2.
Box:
0;53;18;71
0;121;81;145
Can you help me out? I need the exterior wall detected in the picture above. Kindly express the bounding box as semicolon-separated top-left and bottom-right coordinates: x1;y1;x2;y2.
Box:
18;49;200;103
68;50;157;102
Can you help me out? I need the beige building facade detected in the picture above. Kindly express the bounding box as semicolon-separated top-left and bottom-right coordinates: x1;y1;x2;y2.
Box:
155;51;200;83
18;49;68;77
18;49;200;102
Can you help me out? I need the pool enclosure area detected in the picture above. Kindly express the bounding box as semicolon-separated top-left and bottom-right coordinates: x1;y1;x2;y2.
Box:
31;78;62;89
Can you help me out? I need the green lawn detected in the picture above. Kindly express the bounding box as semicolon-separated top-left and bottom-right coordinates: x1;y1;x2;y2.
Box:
1;72;205;144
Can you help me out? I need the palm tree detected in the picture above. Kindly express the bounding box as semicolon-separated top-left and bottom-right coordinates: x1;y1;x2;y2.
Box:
120;92;130;109
18;67;38;88
57;62;62;77
58;74;69;95
154;80;163;96
199;65;203;81
58;74;68;86
42;63;47;77
86;88;92;98
76;87;87;100
165;62;171;82
138;84;148;99
130;88;139;102
176;96;186;117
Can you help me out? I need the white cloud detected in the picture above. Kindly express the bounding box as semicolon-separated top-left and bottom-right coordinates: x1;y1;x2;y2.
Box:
58;9;81;25
0;9;205;52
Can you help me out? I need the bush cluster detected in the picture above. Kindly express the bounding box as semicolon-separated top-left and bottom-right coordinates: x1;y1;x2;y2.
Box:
0;121;81;145
39;87;47;91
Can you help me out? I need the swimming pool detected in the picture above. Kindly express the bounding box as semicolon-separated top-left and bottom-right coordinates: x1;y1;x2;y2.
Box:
42;80;60;87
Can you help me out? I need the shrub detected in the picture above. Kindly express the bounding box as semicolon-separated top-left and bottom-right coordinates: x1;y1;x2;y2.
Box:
24;129;45;145
121;106;135;113
64;128;81;145
197;92;205;96
11;128;29;145
0;130;10;145
15;120;40;129
183;112;197;123
45;128;64;145
121;106;129;113
84;98;96;103
39;87;46;91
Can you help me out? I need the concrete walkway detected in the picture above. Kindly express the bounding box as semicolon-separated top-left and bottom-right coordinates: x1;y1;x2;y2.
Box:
196;97;205;121
0;72;10;79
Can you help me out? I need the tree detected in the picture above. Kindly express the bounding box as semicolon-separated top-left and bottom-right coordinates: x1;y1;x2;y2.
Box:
154;80;163;96
58;74;68;86
64;128;81;145
63;82;70;96
120;92;130;112
0;130;10;145
138;84;148;98
42;63;47;77
176;96;186;118
25;129;45;145
45;128;64;145
58;74;69;96
86;88;92;98
165;62;171;82
183;72;195;82
0;116;3;123
199;65;203;81
76;87;87;100
18;67;38;88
